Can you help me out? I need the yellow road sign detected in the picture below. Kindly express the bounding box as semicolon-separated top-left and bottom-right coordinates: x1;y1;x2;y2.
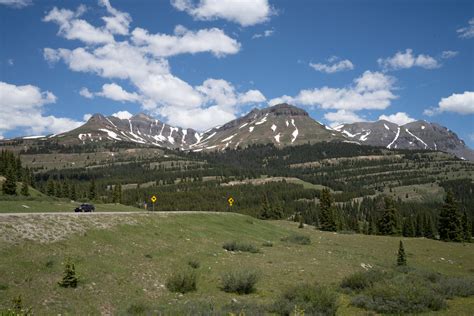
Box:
228;197;234;206
151;195;157;203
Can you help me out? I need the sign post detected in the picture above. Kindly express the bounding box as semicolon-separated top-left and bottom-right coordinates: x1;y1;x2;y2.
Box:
227;197;234;209
151;195;157;212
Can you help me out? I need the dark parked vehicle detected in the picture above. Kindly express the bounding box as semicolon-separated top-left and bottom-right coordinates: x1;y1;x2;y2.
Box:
74;203;95;212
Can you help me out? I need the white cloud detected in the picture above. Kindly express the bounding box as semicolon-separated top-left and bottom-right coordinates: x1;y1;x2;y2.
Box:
238;89;266;104
43;2;265;131
83;113;92;121
324;110;364;127
268;95;294;106
131;25;240;57
170;0;273;26
457;18;474;39
99;0;132;35
97;83;141;102
0;0;31;8
79;87;94;99
252;29;274;39
273;71;396;111
43;6;115;45
441;50;458;59
378;49;440;71
0;81;82;136
112;110;133;119
7;59;14;66
378;112;416;125
310;57;354;74
424;91;474;116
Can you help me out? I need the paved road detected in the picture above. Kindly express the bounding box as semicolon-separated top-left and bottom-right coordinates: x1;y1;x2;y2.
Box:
0;211;230;217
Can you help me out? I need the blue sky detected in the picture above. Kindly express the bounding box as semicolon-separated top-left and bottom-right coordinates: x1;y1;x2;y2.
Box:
0;0;473;146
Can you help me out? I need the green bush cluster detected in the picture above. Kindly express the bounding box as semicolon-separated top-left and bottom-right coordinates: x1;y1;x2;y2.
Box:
165;268;197;294
222;241;260;253
221;270;259;294
280;233;311;245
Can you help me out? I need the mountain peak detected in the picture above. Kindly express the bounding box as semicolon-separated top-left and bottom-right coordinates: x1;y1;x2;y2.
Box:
264;103;309;117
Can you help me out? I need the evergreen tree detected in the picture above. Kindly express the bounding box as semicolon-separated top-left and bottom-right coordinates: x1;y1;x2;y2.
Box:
438;191;462;242
46;179;55;196
20;173;29;196
378;197;400;235
397;240;407;266
2;167;17;195
402;217;415;237
88;179;96;201
58;258;78;288
461;211;472;242
423;214;436;239
70;184;77;201
415;213;424;237
259;194;283;219
319;188;336;231
298;217;304;228
61;182;69;198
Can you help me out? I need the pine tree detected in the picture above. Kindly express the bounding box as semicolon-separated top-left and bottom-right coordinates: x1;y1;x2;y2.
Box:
20;173;29;196
415;213;424;237
461;211;472;242
46;179;55;196
58;258;78;288
402;217;415;237
319;188;336;231
70;184;77;201
423;214;436;239
62;182;69;198
438;191;462;242
397;240;407;266
378;197;399;235
88;179;96;201
2;167;17;195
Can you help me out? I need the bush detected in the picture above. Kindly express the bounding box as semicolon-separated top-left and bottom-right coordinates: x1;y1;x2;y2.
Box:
187;259;200;269
166;268;197;294
340;269;388;293
221;270;259;294
262;241;273;247
280;233;311;245
126;302;151;315
223;241;260;253
435;276;474;298
272;283;339;316
351;275;446;313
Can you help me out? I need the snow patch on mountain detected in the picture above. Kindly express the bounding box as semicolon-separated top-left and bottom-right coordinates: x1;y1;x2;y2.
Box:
221;133;237;142
387;127;400;149
291;119;298;143
274;133;281;143
239;123;249;129
271;124;277;132
359;130;371;142
249;126;255;133
405;128;428;149
99;128;121;141
255;114;268;125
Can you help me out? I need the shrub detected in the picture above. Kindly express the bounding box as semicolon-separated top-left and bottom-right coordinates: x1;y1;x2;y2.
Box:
58;258;78;288
340;269;388;293
262;241;273;247
280;233;311;245
351;276;446;313
221;270;259;294
126;302;151;315
187;259;200;269
272;283;339;316
223;241;260;253
435;276;474;298
166;268;197;294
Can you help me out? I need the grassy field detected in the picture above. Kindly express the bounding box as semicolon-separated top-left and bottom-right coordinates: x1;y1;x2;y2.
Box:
0;213;473;314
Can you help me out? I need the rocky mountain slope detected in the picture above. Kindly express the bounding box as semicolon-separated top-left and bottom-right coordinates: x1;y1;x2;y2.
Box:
4;103;473;160
334;120;474;160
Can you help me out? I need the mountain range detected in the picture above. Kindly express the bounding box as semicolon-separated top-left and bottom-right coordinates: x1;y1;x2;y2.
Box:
8;103;474;160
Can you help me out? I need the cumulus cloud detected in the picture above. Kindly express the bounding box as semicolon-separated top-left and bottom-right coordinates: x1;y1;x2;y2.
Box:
378;49;440;71
310;57;354;74
252;29;274;39
424;91;474;116
441;50;458;59
0;0;31;8
269;71;396;111
0;81;82;136
83;113;92;121
170;0;274;26
112;110;133;119
99;0;132;35
378;112;416;125
43;1;263;131
457;18;474;39
131;25;240;57
43;5;115;45
324;110;364;127
79;87;94;99
97;83;141;102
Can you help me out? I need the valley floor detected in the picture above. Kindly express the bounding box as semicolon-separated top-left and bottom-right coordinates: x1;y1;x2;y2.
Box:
0;212;473;314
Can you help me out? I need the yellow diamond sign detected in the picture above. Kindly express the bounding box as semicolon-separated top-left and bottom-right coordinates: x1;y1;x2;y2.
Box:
228;197;234;206
151;195;157;203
